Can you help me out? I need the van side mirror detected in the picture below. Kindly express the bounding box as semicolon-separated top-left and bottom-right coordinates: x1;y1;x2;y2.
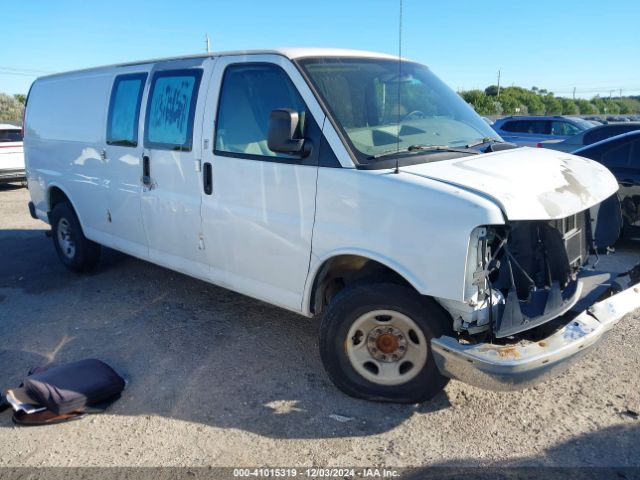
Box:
267;109;311;157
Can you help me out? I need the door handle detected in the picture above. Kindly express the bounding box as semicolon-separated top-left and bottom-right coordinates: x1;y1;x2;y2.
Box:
142;155;151;186
203;162;213;195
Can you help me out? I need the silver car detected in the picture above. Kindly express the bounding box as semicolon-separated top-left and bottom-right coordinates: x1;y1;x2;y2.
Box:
539;122;640;152
492;115;593;147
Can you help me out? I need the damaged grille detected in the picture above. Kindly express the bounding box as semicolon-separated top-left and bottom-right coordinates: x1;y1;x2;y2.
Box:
488;211;589;338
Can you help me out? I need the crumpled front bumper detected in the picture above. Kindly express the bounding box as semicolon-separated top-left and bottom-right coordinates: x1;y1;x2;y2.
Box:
431;277;640;391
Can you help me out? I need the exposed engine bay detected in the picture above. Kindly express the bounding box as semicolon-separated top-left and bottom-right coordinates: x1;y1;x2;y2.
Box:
443;194;624;339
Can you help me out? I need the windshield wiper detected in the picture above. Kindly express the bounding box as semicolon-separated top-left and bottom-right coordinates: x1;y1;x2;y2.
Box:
465;137;503;148
369;144;480;160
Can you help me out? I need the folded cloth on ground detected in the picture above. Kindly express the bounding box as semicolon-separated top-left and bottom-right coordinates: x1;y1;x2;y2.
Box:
22;358;125;415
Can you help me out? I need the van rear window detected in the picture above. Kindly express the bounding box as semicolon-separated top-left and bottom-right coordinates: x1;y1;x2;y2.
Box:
144;69;202;151
107;73;147;147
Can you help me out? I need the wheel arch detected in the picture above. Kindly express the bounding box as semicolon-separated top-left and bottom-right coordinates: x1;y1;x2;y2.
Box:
46;183;86;229
303;250;428;317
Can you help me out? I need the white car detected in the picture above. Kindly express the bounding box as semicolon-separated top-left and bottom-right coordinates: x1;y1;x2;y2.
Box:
23;48;640;403
0;124;25;184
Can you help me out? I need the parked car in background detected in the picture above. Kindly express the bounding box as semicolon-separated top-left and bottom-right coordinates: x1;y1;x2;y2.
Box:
607;116;630;123
585;116;607;124
538;122;640;152
492;115;593;146
0;124;25;184
574;130;640;239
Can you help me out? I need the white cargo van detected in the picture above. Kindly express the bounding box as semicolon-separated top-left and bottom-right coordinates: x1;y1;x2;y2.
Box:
24;49;640;402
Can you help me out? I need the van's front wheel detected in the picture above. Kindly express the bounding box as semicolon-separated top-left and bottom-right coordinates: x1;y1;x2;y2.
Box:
319;283;452;403
50;201;101;272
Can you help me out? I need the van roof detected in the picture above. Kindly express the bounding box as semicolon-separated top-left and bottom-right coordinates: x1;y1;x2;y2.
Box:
37;48;401;80
0;123;20;130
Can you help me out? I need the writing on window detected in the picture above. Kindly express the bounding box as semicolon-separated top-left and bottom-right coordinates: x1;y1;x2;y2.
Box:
145;70;201;150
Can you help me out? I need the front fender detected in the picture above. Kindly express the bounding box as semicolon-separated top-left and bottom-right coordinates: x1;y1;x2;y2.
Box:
302;248;429;316
306;168;506;315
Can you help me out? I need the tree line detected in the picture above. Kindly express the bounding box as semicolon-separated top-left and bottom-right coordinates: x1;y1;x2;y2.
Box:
3;87;640;123
0;93;26;122
460;86;640;116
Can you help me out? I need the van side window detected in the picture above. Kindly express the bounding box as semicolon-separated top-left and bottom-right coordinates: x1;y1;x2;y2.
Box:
107;73;147;146
215;64;306;159
144;69;202;151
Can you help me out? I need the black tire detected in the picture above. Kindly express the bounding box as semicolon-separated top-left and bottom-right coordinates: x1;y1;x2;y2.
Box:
319;282;453;403
50;201;101;272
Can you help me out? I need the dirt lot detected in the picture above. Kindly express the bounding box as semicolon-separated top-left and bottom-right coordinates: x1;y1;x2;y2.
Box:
0;184;639;469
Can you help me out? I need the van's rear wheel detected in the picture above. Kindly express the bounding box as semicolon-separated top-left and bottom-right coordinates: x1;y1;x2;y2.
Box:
319;282;452;403
50;201;101;272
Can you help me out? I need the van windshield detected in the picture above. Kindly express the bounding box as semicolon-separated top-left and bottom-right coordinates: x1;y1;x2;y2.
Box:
297;57;500;164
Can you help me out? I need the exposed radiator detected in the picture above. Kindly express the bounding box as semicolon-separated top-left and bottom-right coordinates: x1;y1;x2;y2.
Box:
549;212;587;269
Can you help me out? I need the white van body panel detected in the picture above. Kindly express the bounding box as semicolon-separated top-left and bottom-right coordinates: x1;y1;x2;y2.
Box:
402;147;619;221
302;168;506;314
25;66;153;259
25;70;112;234
100;64;152;260
138;57;213;281
199;54;325;311
22;48;621;316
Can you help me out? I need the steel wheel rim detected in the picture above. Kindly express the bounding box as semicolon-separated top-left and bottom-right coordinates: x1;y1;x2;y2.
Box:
345;309;428;386
57;218;76;259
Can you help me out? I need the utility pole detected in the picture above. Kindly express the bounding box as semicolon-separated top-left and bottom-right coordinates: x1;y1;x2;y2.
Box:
205;33;211;53
620;89;623;98
497;69;501;98
609;90;614;101
572;87;576;100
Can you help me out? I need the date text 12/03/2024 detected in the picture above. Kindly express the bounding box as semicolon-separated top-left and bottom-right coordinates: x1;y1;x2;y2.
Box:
232;468;400;478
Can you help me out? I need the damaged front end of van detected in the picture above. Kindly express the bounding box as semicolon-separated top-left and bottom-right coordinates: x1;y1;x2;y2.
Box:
423;152;640;390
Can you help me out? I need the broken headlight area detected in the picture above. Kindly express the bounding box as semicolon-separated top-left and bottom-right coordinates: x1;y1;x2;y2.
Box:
453;198;622;339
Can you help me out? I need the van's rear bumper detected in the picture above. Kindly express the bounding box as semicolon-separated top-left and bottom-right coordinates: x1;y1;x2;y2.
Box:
431;279;640;391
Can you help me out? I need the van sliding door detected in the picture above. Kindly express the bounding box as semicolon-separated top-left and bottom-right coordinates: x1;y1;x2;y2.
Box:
104;71;149;259
139;59;213;278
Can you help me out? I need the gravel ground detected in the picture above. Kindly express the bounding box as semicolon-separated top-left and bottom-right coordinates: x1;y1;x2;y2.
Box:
0;184;639;469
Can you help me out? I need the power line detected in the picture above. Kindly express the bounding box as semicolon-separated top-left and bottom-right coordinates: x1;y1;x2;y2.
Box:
0;70;42;77
0;66;53;74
